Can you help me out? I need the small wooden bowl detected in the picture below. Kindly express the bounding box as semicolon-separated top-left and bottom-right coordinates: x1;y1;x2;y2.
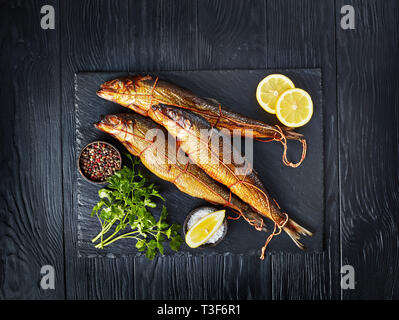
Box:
183;206;228;248
77;140;122;185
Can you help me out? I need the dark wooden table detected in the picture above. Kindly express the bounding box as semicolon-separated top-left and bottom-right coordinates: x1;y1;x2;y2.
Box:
0;0;398;300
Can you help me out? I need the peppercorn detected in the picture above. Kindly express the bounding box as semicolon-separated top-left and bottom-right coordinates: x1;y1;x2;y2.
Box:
79;142;121;182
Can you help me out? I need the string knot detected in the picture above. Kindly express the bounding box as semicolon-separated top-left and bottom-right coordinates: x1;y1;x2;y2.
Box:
260;213;289;260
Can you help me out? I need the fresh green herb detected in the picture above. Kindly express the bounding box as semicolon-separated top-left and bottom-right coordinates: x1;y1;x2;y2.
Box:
91;154;183;259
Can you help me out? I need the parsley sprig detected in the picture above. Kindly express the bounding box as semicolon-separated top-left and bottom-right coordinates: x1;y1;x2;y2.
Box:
91;154;183;259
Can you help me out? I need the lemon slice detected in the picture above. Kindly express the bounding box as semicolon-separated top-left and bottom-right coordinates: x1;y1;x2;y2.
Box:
185;210;225;248
256;74;295;114
276;88;313;128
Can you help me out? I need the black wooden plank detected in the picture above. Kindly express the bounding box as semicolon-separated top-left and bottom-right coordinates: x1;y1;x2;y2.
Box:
196;0;271;300
271;253;327;299
267;0;339;299
203;254;271;300
1;0;396;301
60;0;132;299
0;0;64;299
82;258;134;300
197;0;267;69
336;0;399;299
128;0;198;72
134;255;204;300
134;254;269;300
128;0;203;300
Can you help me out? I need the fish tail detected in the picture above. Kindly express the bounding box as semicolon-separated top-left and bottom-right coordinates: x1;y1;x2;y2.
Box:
282;218;312;249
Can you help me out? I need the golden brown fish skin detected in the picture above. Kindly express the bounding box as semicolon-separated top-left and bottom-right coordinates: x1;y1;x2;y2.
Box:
149;104;312;249
95;113;267;232
96;75;304;141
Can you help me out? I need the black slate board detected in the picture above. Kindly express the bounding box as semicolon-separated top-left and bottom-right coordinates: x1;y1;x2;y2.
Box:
75;69;323;257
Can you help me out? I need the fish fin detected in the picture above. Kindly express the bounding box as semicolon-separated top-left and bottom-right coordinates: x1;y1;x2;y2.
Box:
282;219;312;250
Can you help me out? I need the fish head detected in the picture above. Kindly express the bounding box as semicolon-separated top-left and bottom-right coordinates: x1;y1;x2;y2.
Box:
150;104;195;141
95;113;158;142
151;104;213;142
94;114;128;137
95;113;166;157
97;75;154;110
100;75;152;91
96;77;134;107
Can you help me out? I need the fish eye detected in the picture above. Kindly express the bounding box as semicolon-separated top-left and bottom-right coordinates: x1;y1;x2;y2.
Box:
106;115;121;126
167;109;176;119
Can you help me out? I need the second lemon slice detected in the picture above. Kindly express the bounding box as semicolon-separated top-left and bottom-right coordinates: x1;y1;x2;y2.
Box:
256;74;295;114
276;88;313;128
185;210;225;248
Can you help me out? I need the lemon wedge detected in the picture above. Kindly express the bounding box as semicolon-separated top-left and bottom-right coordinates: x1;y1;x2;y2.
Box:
185;210;225;248
275;88;313;128
256;74;295;114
